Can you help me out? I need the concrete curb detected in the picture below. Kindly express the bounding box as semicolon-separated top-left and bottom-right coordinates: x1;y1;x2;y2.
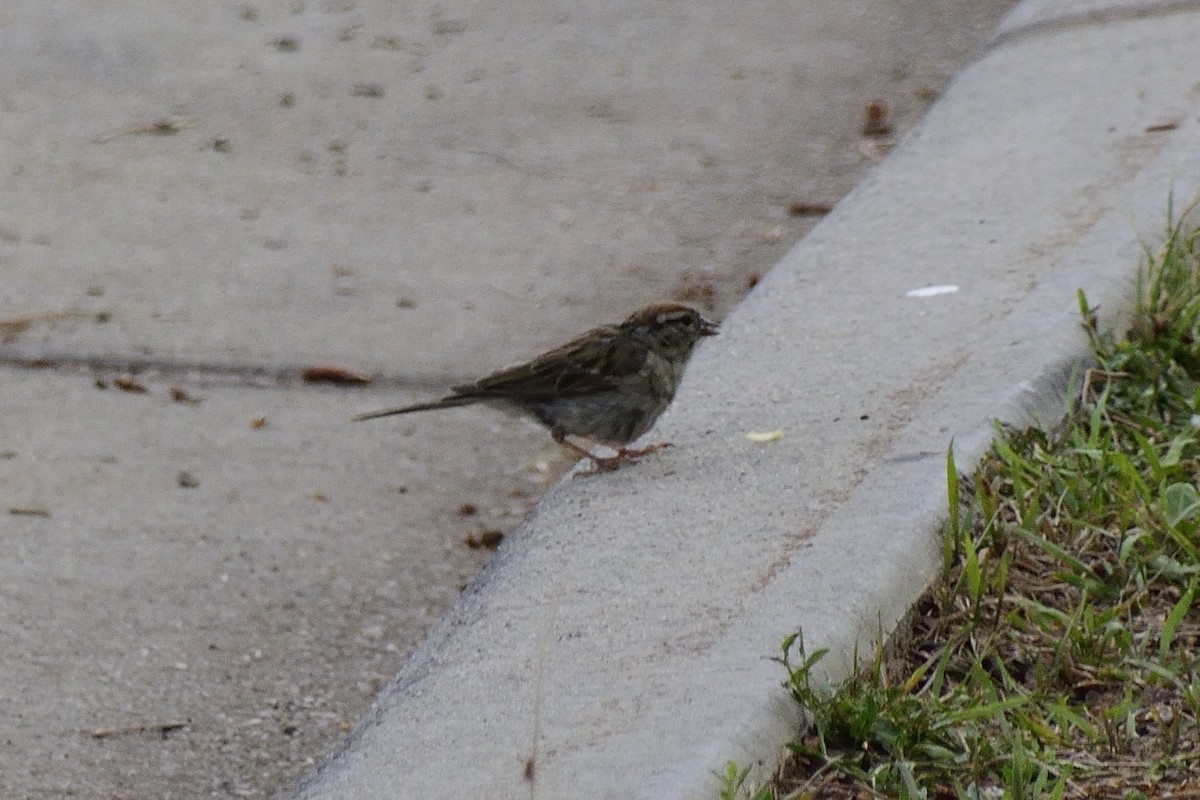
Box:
293;2;1200;797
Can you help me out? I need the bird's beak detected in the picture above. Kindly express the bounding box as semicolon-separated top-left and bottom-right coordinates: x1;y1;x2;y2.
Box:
699;317;720;336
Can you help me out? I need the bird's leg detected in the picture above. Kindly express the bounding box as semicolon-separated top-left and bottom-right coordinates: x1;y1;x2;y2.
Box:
551;429;622;472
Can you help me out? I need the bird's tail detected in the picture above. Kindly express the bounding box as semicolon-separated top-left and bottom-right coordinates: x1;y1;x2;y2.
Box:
352;394;477;421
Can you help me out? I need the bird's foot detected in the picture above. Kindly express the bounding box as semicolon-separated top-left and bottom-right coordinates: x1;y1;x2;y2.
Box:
556;435;672;476
616;442;672;459
575;442;672;476
585;454;624;473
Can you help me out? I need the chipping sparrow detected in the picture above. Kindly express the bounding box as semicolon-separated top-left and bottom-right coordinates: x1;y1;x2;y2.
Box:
354;302;719;470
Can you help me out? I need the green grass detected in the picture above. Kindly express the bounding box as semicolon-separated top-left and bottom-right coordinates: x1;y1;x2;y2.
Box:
724;204;1200;799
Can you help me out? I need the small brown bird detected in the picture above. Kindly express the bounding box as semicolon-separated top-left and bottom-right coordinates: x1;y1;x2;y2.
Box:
354;302;719;470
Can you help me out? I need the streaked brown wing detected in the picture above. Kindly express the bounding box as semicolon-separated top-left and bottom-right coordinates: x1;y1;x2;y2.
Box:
452;325;646;401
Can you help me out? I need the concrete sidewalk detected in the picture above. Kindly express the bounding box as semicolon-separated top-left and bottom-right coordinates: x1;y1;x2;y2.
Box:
0;1;1015;798
291;1;1200;799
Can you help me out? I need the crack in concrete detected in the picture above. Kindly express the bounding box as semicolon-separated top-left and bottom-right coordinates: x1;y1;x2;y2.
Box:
0;351;464;393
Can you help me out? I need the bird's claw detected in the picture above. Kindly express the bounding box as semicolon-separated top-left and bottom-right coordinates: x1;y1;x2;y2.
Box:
616;442;672;459
588;456;623;472
574;442;672;476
